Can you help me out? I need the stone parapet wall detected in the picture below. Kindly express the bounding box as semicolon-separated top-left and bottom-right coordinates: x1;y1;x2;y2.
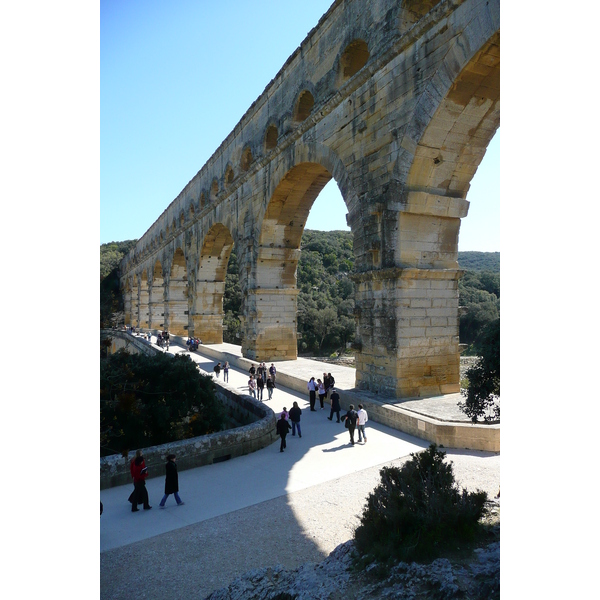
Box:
181;339;499;453
342;390;499;453
100;333;278;490
100;392;277;490
101;330;156;356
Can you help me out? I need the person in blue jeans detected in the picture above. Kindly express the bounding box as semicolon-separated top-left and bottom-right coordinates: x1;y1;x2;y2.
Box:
159;454;184;508
289;401;302;438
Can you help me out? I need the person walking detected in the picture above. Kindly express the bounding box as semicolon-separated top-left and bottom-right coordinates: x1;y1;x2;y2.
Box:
356;404;368;443
223;361;229;383
327;373;335;396
289;401;302;438
159;454;184;508
307;377;317;411
317;379;326;409
213;362;221;379
328;388;341;422
128;450;151;511
248;375;257;399
248;364;256;377
342;404;358;445
276;412;291;452
256;372;265;401
269;363;277;387
266;375;274;400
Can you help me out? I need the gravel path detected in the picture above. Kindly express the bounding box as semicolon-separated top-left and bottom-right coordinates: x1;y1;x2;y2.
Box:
100;448;499;600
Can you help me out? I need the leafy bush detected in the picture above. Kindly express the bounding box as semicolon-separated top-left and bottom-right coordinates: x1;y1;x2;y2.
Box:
354;444;488;563
100;350;226;456
459;318;500;422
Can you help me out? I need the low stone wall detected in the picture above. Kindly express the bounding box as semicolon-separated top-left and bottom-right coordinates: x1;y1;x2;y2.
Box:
347;393;500;453
101;329;156;356
191;340;499;453
100;332;278;490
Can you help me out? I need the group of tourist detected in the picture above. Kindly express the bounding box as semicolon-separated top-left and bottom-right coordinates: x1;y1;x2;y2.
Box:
306;372;335;411
186;337;202;352
247;362;277;401
156;330;170;349
128;450;185;512
213;361;230;382
274;393;368;450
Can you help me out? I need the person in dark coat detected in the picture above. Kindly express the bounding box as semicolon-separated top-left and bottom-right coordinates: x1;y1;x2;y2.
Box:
276;412;292;452
289;401;302;438
159;454;184;508
342;404;358;445
328;388;341;422
128;449;151;511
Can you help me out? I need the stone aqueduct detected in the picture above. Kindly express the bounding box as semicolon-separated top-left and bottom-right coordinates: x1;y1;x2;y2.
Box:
120;0;499;399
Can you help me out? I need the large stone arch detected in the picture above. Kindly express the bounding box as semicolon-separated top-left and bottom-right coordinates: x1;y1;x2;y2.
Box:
245;162;332;360
241;139;360;361
191;223;235;343
352;17;500;397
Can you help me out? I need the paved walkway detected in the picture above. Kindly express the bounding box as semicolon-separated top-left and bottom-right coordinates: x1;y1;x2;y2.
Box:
100;335;500;599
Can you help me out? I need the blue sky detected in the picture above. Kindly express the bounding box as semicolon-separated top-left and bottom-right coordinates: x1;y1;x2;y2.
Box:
101;0;499;251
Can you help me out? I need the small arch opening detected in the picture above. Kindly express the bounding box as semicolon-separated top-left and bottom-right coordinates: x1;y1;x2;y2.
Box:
265;125;278;150
241;147;253;171
225;165;234;186
211;179;219;200
339;39;369;80
293;91;315;122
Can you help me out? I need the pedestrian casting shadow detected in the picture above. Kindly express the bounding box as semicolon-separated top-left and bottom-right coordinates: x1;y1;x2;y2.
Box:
100;340;431;600
322;443;357;453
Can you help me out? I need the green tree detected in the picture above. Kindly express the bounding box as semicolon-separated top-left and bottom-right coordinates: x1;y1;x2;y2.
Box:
100;350;226;456
459;318;500;422
354;444;488;563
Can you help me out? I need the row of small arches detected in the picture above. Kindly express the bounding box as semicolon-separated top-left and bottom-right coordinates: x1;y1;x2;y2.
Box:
129;39;369;265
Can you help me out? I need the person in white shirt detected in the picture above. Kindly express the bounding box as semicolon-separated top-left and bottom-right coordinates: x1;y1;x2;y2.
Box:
248;375;257;399
307;377;317;411
356;404;368;443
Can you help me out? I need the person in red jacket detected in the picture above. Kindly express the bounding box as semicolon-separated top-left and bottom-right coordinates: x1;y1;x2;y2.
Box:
128;449;152;512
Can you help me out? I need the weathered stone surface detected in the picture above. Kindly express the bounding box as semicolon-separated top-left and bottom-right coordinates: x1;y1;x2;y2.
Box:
120;0;500;399
205;534;500;600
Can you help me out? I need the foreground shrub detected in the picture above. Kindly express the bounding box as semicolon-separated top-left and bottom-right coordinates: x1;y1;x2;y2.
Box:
100;350;226;456
354;444;488;563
